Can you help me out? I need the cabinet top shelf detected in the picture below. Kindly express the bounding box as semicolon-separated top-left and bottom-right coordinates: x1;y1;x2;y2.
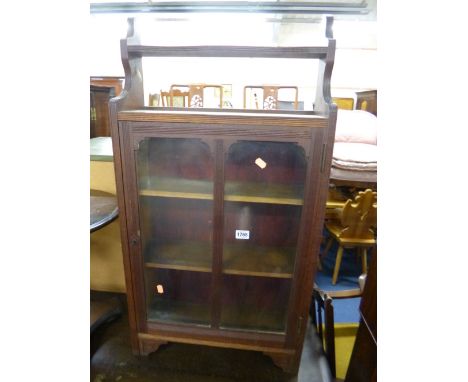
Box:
111;16;337;116
127;45;330;59
118;109;329;128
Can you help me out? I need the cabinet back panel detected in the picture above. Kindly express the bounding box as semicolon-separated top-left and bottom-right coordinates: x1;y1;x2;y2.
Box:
220;275;291;333
145;269;212;327
140;197;213;243
224;203;301;247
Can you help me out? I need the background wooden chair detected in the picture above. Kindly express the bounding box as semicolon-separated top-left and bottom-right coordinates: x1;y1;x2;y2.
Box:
355;89;377;116
321;189;376;285
159;88;190;107
243;85;299;110
148;93;159;107
167;84;223;108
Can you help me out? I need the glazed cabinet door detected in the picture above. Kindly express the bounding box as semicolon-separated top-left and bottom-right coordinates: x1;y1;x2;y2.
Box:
123;125;313;338
135;137;215;327
219;140;308;333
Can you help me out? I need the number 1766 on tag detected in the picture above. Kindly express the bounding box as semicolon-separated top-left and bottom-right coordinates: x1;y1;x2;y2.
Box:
235;230;250;240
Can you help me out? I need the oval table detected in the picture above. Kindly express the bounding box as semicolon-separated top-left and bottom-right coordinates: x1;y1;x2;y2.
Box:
90;190;122;333
91;189;119;233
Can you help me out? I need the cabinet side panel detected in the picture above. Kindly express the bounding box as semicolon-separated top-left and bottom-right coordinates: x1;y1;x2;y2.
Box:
109;102;140;353
119;124;154;333
283;128;328;359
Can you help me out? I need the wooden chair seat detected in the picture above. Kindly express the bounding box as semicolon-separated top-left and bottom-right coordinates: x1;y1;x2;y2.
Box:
325;222;376;246
325;209;342;223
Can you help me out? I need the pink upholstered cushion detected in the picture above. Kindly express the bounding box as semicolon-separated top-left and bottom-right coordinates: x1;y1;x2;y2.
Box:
335;109;377;145
332;142;377;172
333;142;377;163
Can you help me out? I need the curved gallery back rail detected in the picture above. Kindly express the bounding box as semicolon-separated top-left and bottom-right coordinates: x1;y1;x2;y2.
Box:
110;17;337;374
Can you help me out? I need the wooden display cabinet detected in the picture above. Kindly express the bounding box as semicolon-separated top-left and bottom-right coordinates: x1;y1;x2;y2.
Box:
109;17;337;374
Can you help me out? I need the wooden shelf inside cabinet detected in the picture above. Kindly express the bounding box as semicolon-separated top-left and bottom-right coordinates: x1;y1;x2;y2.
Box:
144;240;295;278
139;177;303;206
139;177;213;201
225;182;303;206
223;244;295;279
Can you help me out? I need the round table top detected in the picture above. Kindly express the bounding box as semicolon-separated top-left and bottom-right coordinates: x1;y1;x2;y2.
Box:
90;190;119;232
330;167;377;189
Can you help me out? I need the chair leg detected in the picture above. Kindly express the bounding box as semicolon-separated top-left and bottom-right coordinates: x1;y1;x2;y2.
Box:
322;237;334;260
320;235;326;246
318;236;326;270
332;245;344;285
360;248;368;274
324;297;336;379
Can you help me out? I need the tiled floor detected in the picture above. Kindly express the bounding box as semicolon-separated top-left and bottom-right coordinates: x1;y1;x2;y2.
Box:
91;310;332;382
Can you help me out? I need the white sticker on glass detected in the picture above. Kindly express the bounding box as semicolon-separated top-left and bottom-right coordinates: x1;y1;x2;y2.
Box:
235;230;250;240
255;157;267;169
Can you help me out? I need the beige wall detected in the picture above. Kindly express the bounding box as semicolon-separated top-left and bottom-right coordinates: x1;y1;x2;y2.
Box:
90;160;126;293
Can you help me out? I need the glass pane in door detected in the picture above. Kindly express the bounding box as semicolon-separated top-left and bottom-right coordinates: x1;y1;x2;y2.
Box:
145;269;212;326
136;137;214;326
220;141;307;332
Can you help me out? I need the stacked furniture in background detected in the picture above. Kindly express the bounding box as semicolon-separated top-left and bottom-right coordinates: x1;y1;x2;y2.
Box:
330;109;377;189
90;85;115;138
90;77;124;138
243;85;300;110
